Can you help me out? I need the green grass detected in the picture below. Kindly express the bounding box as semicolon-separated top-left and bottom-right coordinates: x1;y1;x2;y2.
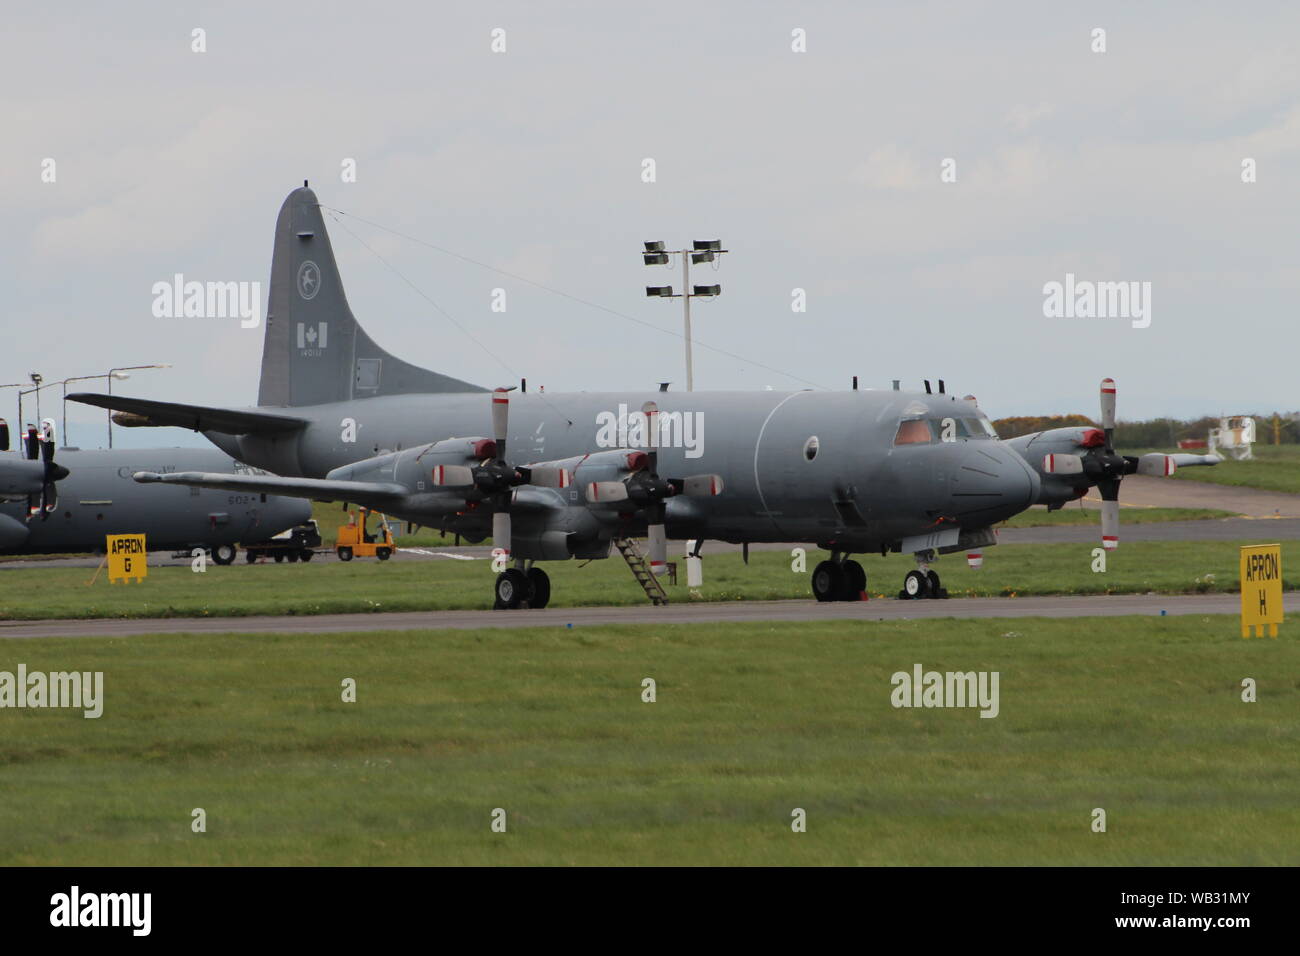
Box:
999;506;1236;527
0;617;1294;865
1;538;1294;620
1154;444;1300;495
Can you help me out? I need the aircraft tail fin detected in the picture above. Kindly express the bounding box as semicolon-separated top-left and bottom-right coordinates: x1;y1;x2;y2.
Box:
258;185;485;407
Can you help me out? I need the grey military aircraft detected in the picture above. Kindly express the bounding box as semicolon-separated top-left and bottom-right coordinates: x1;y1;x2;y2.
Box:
0;418;311;561
72;184;1213;608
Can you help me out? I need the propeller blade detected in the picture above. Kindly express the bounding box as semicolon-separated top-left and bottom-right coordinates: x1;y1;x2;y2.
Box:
586;481;629;503
523;466;570;489
1099;377;1117;441
1100;499;1119;551
23;427;38;461
647;521;667;576
430;464;475;487
492;511;511;558
675;474;724;496
1136;453;1177;477
0;418;8;452
491;388;510;460
642;401;658;476
41;482;57;517
1042;453;1084;476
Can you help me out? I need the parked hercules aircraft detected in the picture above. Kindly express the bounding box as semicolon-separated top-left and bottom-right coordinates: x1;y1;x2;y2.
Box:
0;418;311;561
72;185;1215;608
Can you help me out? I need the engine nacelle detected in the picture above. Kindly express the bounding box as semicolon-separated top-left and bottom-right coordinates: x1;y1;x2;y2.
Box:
0;512;32;550
1006;427;1094;507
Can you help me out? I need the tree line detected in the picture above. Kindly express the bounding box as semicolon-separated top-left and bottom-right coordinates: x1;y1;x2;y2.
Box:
991;414;1300;446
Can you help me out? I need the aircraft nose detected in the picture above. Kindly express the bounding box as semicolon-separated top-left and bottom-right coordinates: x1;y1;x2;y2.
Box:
951;445;1039;521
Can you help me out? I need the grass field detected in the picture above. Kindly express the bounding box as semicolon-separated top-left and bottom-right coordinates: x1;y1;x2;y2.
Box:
1;538;1295;620
999;505;1236;527
1157;444;1300;495
0;616;1294;865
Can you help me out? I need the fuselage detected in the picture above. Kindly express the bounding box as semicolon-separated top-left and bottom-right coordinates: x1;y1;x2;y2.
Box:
206;389;1040;553
0;447;311;555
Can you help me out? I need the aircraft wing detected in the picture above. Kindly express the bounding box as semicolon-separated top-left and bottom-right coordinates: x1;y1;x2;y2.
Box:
68;393;307;435
1170;453;1222;467
134;470;408;504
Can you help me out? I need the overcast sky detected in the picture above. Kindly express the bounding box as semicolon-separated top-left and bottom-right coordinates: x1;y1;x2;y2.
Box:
4;1;1297;448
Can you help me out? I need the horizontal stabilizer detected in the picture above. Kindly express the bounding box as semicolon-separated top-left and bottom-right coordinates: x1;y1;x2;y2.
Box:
134;470;407;504
69;393;307;435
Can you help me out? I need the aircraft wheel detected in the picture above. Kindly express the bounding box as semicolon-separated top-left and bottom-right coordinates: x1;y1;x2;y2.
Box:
299;549;313;562
287;551;299;563
525;567;551;609
245;550;258;564
900;569;931;600
926;570;948;599
811;560;845;602
842;560;866;600
211;544;236;566
376;547;392;561
338;547;353;562
273;552;285;563
495;568;528;609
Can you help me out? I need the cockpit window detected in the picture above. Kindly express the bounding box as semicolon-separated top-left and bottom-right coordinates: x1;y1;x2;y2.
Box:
895;411;999;445
894;419;933;445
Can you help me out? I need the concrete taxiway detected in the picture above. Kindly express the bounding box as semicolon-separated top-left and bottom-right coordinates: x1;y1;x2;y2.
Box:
1;592;1292;640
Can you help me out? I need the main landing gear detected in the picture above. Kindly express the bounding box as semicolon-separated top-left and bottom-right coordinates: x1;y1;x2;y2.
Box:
812;553;868;602
494;559;551;610
898;550;948;600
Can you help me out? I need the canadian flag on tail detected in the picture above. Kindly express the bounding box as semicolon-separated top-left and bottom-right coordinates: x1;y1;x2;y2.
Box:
296;321;328;349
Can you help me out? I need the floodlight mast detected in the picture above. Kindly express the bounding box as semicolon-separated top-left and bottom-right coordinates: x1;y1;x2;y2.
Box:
642;240;726;391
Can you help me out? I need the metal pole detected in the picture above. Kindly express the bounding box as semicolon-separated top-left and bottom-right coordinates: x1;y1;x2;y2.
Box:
681;250;693;392
107;373;113;449
61;381;67;448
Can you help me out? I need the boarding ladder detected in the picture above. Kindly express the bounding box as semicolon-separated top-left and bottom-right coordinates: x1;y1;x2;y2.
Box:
613;537;669;606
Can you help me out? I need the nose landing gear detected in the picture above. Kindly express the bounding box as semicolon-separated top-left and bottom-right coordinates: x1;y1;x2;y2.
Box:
898;550;948;600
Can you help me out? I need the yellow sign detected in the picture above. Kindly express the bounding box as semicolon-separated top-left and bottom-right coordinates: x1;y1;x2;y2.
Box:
1239;543;1282;638
106;534;148;584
